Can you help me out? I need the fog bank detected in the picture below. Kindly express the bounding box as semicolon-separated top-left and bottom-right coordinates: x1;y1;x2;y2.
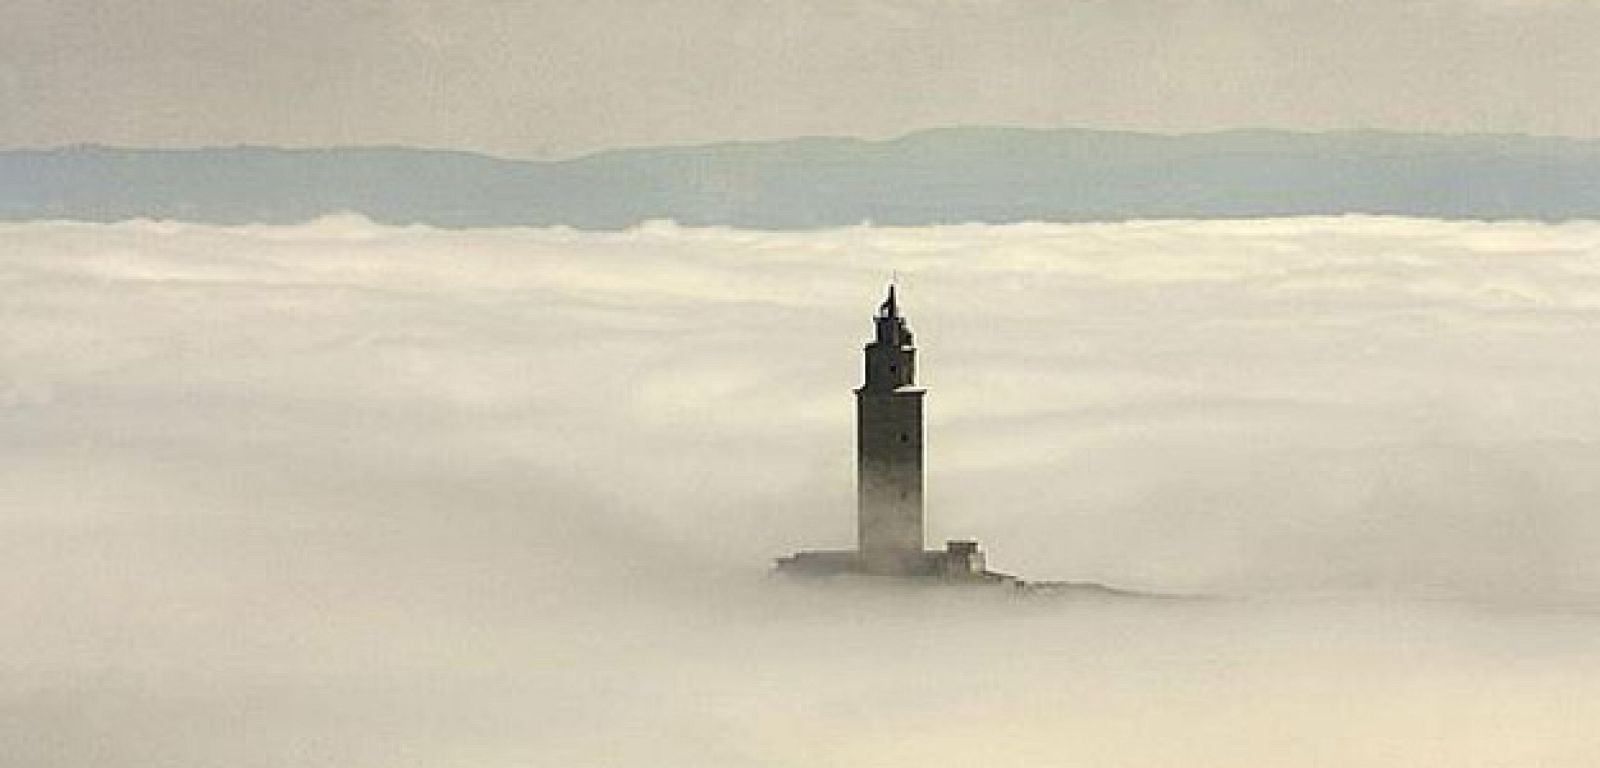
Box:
5;216;1600;766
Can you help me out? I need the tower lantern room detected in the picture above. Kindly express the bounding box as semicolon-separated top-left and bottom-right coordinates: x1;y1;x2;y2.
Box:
862;286;917;391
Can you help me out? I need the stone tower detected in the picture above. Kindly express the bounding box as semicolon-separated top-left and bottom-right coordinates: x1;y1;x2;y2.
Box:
856;285;926;574
774;285;1012;584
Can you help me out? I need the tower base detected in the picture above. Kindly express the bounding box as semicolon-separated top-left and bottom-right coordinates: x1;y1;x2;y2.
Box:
774;540;1016;585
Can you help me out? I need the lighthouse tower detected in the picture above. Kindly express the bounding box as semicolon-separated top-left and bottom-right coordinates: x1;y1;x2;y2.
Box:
855;285;926;574
774;285;1004;583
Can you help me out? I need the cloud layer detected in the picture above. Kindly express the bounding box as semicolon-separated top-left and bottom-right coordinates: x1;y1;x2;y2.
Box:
6;216;1600;765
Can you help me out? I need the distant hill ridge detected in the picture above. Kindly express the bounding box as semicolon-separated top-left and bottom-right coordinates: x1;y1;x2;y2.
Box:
5;126;1600;228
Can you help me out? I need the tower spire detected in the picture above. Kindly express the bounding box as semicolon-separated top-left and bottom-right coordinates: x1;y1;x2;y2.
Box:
878;282;898;319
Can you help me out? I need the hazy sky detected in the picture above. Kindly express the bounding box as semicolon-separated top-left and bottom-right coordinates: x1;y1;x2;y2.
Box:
4;0;1600;158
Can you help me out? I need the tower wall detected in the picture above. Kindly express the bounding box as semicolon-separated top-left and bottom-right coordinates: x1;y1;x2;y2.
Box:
856;389;925;567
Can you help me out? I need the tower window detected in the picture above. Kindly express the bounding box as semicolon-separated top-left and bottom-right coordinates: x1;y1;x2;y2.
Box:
889;365;898;373
900;433;909;443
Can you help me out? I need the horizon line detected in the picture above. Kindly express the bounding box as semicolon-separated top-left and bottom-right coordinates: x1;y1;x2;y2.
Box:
9;123;1600;164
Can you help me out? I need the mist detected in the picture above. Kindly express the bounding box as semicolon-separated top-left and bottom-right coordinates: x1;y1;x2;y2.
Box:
6;216;1600;766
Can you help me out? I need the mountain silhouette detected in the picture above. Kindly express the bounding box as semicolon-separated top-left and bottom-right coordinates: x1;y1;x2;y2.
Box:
5;127;1599;228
